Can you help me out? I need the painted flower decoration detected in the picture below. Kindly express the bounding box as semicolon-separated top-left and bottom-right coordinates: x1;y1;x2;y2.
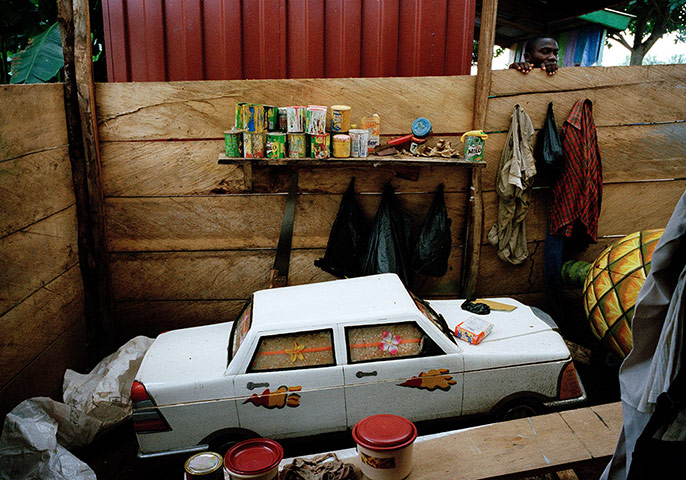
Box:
285;341;305;363
379;331;401;355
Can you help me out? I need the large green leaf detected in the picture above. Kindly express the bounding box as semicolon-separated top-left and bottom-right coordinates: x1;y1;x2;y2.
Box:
10;22;63;84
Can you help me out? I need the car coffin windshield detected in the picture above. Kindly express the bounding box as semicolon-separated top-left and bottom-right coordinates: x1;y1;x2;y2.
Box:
410;292;456;344
228;298;253;367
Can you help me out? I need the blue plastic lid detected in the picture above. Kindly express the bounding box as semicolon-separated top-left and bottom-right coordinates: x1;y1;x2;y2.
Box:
411;117;432;138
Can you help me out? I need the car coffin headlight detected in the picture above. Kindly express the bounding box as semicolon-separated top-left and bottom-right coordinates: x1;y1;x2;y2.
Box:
558;361;583;400
131;381;171;433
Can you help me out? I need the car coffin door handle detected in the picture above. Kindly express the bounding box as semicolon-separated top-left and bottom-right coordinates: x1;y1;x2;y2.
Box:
356;371;377;378
247;382;269;390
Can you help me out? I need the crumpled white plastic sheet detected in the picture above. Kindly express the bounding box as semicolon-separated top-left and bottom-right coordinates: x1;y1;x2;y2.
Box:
0;335;154;480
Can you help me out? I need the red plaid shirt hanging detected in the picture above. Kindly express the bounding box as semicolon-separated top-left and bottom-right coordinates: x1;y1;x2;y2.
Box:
549;99;602;241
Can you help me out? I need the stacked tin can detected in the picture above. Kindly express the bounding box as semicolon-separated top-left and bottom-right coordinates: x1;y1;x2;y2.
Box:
235;102;266;158
330;105;351;158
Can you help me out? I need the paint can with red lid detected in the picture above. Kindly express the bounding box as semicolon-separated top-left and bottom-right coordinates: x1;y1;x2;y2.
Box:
352;414;417;480
224;438;283;480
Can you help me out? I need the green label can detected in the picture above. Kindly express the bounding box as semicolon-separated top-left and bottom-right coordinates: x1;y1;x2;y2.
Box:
288;133;307;158
266;132;286;158
463;136;485;162
224;128;244;157
310;133;329;159
264;105;279;131
235;102;247;129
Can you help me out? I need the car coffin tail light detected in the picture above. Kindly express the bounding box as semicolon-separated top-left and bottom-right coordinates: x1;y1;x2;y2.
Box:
558;361;583;400
131;381;171;433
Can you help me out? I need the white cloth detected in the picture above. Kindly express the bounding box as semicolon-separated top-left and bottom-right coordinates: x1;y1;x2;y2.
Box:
600;189;686;479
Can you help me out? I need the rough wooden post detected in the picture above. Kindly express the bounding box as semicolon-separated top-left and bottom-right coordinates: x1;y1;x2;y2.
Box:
462;0;498;298
58;0;114;363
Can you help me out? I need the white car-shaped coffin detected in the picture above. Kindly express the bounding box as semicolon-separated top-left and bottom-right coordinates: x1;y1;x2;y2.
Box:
132;274;586;458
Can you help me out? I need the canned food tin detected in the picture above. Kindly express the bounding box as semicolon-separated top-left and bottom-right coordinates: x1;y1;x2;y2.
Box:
310;133;329;159
332;134;351;158
277;107;288;132
244;132;265;158
264;105;279;131
306;105;328;135
266;132;286;158
286;106;306;133
243;104;265;133
330;105;351;133
235;102;247;129
288;133;307;158
349;129;369;158
185;451;224;480
224;128;244;157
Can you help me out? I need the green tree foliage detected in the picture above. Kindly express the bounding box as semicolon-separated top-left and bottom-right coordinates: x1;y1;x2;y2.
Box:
10;22;63;84
610;0;686;65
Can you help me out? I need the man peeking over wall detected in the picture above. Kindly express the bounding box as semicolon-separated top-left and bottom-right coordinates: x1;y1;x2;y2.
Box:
509;36;560;76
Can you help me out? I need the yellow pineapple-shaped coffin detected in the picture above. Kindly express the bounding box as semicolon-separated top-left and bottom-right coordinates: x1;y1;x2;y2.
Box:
583;229;664;359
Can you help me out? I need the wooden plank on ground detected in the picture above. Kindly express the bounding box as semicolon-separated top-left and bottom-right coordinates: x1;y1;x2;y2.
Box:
0;84;68;161
347;402;622;480
0;266;84;388
104;192;467;251
0;206;79;315
0;147;75;237
95;76;476;141
489;64;686;97
484;80;686;131
109;248;464;301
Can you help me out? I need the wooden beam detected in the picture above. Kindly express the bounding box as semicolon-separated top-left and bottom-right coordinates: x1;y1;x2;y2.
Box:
462;0;498;298
58;0;114;362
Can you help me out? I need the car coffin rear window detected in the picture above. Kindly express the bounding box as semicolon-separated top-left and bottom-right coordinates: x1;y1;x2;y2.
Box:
249;329;335;372
346;322;431;363
228;298;253;365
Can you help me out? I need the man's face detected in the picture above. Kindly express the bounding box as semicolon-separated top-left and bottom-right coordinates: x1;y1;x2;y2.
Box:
525;38;559;67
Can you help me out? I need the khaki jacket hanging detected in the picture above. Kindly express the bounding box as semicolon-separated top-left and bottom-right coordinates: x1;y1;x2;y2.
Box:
487;104;536;265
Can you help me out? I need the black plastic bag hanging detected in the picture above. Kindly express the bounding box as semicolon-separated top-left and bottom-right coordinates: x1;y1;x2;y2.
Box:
412;184;452;277
360;182;414;286
534;102;564;178
314;178;368;278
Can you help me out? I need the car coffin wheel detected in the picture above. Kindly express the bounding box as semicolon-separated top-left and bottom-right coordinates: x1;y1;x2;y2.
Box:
203;429;260;457
496;399;543;421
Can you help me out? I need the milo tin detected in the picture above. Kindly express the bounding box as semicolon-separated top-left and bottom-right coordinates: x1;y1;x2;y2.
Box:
264;105;279;131
349;128;369;158
288;133;307;158
243;103;264;133
243;131;265;158
235;102;247;129
310;133;329;159
460;130;488;162
306;105;328;135
184;451;223;480
224;128;244;157
266;132;287;158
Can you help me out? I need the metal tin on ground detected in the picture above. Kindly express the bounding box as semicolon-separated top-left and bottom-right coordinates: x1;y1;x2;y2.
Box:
185;451;224;480
264;105;279;131
310;133;329;159
224;128;244;157
243;104;264;133
306;105;328;135
330;105;351;133
288;133;307;158
266;132;286;158
332;134;351;158
243;132;265;158
235;102;247;129
349;129;369;158
286;106;306;133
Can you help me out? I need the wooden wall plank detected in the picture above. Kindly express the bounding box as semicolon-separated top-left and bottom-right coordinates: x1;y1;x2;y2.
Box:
100;140;471;196
484;80;686;131
489;64;686;97
95;76;476;141
0;206;79;315
0;84;68;161
0;147;76;237
0;266;84;387
104;192;467;252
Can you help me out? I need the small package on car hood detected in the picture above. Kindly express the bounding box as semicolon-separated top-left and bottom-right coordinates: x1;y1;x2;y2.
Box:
454;316;493;345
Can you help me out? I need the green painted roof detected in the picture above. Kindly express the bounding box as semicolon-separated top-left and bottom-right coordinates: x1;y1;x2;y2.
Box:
578;9;633;31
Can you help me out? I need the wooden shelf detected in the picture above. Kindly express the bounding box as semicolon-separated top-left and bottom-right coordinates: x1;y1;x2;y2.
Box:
218;153;486;168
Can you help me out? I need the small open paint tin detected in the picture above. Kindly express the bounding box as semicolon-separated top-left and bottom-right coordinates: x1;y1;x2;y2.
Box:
184;451;224;480
224;438;283;480
352;414;417;480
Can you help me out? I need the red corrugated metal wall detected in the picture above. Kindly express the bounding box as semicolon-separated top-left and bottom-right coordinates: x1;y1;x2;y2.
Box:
102;0;476;82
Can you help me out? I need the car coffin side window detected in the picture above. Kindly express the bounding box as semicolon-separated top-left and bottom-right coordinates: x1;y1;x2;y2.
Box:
228;298;253;365
346;322;443;364
248;329;335;372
